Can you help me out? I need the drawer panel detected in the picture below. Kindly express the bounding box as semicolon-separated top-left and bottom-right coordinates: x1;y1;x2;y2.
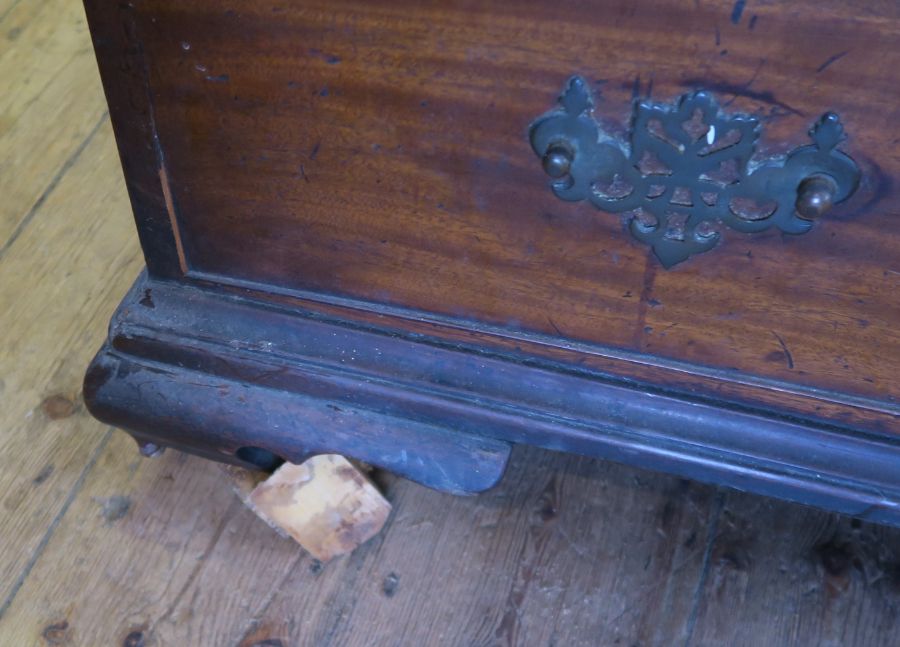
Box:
89;0;899;416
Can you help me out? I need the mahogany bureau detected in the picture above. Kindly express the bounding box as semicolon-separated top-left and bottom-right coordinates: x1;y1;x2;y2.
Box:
82;1;900;523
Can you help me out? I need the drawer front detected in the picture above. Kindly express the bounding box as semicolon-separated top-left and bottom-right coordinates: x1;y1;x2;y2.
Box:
86;0;899;431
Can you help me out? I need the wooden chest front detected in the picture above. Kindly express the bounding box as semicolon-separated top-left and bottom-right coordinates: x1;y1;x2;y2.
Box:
83;0;900;522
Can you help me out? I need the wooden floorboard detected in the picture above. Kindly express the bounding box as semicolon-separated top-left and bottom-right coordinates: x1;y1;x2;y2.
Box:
1;2;899;646
0;0;109;248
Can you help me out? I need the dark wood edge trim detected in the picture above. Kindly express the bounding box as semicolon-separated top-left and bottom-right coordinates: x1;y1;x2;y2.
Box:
86;273;900;525
84;348;512;496
83;0;186;278
184;270;899;434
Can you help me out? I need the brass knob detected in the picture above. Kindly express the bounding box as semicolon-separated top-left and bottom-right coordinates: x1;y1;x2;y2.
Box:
542;144;573;178
795;174;838;220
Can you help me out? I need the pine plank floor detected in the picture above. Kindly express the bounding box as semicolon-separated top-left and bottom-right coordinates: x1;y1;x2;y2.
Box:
1;2;899;645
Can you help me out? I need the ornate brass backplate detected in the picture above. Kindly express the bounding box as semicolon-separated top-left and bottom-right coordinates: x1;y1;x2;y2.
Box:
529;77;861;267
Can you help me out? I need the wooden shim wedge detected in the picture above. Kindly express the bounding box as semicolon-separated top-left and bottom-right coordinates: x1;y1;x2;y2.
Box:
225;455;391;562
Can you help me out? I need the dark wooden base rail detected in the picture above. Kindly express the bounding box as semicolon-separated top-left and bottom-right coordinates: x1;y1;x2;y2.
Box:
85;272;900;524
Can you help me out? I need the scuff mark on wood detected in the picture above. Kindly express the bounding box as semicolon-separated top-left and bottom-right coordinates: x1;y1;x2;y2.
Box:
139;288;155;308
97;495;132;523
42;620;71;645
816;50;849;73
680;75;803;116
41;394;76;420
33;464;54;485
157;165;189;273
547;317;563;337
731;0;746;25
771;331;795;369
309;48;341;64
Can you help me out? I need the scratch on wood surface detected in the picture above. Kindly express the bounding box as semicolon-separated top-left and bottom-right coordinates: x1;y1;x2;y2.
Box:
633;252;658;350
682;491;725;647
816;51;849;73
158;165;189;274
547;317;563;337
771;331;795;369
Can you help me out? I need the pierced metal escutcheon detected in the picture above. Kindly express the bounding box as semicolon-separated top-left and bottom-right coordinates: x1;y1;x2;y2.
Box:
529;76;861;267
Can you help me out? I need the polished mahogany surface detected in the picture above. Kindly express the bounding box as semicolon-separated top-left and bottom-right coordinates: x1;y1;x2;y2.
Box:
84;0;898;435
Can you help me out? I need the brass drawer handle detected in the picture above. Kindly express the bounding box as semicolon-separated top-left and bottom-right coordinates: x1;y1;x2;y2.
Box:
529;76;861;267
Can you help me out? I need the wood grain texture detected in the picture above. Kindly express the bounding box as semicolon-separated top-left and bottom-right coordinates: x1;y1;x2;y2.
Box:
0;0;139;620
0;49;140;614
686;494;900;647
0;0;109;249
233;449;716;647
2;2;900;645
87;0;899;416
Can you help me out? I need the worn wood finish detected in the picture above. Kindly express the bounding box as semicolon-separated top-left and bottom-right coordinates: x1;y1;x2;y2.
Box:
84;273;900;521
87;0;899;412
9;4;900;644
79;0;900;522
